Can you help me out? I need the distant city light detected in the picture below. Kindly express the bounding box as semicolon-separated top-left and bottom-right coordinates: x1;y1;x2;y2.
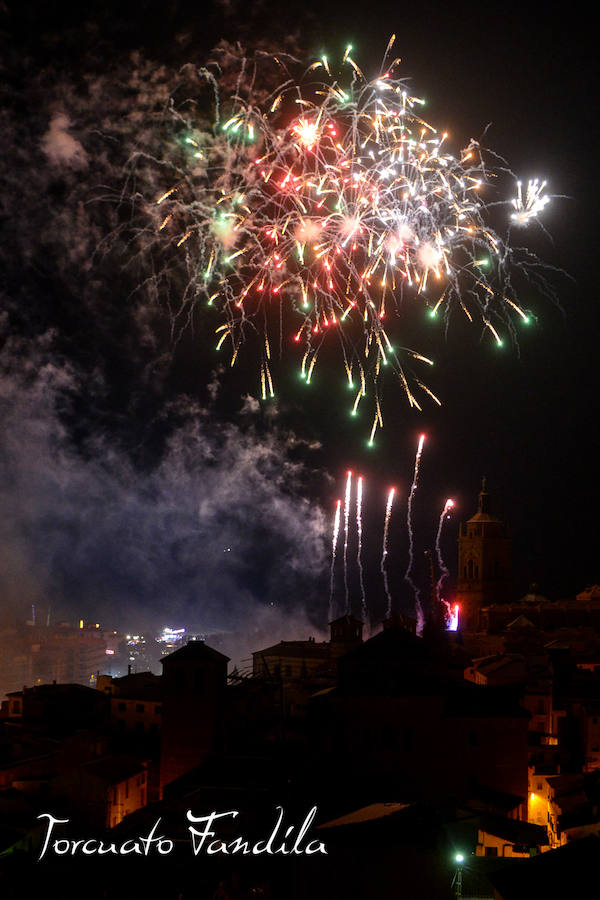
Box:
157;627;186;645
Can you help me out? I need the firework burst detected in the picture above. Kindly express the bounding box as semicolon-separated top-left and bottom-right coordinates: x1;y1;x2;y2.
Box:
511;179;550;226
147;39;554;437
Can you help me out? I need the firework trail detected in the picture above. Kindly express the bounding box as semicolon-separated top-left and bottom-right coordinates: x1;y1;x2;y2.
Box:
404;434;425;629
382;487;396;618
448;603;460;632
343;470;353;612
329;498;342;621
356;475;367;628
143;41;555;437
435;497;454;627
435;498;455;602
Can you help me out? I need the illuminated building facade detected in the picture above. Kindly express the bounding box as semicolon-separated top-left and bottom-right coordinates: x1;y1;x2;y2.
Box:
0;622;109;699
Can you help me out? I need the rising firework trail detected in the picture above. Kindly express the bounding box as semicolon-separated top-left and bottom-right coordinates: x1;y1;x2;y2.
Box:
356;475;367;627
448;603;459;631
435;498;455;602
142;40;556;439
404;434;426;629
329;498;342;620
382;487;396;618
343;470;353;612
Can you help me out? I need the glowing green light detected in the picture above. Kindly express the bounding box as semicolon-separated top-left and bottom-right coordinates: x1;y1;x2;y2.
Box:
523;316;531;325
428;309;437;319
367;439;374;448
496;339;504;348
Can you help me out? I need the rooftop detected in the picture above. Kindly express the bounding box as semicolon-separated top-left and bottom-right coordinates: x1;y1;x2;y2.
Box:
160;640;229;666
488;834;600;899
318;803;412;829
108;672;162;701
253;640;330;660
479;813;548;847
83;755;146;785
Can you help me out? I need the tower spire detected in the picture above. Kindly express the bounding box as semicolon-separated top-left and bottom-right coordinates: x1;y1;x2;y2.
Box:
478;476;490;515
456;477;512;631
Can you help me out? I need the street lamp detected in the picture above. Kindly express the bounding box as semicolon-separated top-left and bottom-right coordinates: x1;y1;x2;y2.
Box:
453;852;464;899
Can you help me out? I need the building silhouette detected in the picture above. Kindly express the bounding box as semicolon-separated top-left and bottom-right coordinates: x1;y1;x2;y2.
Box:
252;615;363;680
159;640;229;795
456;478;512;630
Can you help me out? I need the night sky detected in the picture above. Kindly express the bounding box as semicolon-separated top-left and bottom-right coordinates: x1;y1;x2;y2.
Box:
0;0;597;658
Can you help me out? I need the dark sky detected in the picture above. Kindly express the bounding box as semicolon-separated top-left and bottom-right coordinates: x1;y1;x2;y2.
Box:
0;0;597;648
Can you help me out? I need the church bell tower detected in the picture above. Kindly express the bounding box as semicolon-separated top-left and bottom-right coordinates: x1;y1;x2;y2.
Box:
456;478;512;631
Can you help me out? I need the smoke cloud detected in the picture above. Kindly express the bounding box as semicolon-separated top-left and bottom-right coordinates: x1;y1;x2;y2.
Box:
0;23;326;665
41;113;88;170
0;327;329;657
